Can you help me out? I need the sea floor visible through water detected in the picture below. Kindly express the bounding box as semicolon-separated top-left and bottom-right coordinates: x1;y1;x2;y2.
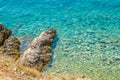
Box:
0;0;120;80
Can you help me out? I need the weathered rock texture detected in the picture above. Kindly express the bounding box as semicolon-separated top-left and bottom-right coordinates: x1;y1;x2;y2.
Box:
0;24;12;46
0;24;56;71
18;28;56;70
0;24;20;59
1;36;20;56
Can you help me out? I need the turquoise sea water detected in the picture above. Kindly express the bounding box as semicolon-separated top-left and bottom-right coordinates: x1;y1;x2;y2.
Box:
0;0;120;80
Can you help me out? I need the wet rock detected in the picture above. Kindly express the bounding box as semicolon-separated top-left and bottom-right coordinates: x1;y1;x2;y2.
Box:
0;24;12;46
0;36;20;57
18;28;56;70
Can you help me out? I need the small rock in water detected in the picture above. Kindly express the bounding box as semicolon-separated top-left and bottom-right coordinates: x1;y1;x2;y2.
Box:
113;56;120;60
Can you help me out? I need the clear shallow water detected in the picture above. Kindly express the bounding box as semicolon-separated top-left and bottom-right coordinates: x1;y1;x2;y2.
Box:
0;0;120;80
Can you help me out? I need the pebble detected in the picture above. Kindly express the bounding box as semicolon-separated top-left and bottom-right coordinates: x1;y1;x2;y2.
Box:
113;56;120;60
13;67;17;71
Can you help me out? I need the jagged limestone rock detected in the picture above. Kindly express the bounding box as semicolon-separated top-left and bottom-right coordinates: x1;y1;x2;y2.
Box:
0;24;12;46
0;24;20;60
1;36;20;56
18;28;56;71
0;36;21;61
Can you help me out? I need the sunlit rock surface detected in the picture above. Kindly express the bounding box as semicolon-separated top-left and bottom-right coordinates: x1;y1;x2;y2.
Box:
1;36;20;56
18;28;56;70
0;24;12;46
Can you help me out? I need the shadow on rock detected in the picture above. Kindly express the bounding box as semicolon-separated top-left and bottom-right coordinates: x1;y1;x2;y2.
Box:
48;35;59;67
18;28;56;71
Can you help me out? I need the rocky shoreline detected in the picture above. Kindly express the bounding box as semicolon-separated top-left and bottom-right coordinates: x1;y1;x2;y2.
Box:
0;23;56;71
0;24;90;80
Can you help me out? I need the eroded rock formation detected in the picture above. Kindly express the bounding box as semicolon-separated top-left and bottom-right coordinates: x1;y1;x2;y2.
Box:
0;24;20;59
0;23;56;71
18;28;56;70
1;36;20;56
0;24;12;46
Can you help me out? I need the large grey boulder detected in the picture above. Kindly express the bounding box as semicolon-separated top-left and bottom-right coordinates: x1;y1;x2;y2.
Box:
18;28;56;71
0;24;12;46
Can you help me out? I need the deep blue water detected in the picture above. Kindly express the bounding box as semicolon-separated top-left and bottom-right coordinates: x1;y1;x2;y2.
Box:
0;0;120;80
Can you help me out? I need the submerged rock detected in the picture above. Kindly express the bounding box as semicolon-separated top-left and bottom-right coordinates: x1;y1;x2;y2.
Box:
18;28;56;71
0;24;12;46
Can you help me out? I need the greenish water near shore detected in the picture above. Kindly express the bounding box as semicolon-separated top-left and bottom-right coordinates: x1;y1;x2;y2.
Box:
0;0;120;80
